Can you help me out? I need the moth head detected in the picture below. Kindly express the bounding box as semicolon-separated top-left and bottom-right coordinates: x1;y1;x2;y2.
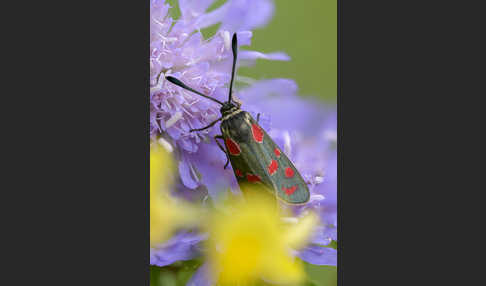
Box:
220;102;238;116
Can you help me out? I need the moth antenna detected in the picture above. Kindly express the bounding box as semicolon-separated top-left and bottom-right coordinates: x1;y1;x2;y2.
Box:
166;76;224;106
228;33;238;104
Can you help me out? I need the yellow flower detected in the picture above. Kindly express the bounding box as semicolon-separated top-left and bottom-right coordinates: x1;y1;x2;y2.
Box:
206;190;318;285
150;145;202;246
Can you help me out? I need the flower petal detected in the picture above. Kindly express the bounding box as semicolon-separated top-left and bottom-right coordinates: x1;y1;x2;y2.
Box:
239;50;290;62
238;79;327;134
239;78;298;100
284;212;319;249
189;142;239;201
179;0;216;20
150;231;206;267
236;30;252;46
186;263;214;286
194;0;274;32
309;225;336;246
297;245;337;266
261;254;306;285
220;0;275;32
179;157;199;189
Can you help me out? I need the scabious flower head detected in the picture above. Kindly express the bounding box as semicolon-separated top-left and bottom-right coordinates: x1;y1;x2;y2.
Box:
205;191;318;285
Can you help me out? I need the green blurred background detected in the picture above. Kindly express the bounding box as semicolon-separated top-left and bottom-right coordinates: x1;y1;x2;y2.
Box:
238;0;337;103
167;0;337;103
160;1;337;285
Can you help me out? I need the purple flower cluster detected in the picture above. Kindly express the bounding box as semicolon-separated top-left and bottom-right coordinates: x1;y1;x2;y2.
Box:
150;0;288;198
150;0;337;281
150;231;207;267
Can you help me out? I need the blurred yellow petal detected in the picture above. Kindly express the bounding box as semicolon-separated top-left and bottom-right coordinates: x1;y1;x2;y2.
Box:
150;145;172;195
150;145;174;245
261;253;305;285
284;212;319;249
150;144;202;246
206;191;316;285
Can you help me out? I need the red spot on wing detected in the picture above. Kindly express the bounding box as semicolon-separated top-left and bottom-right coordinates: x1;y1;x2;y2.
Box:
274;148;281;158
282;185;298;195
235;169;243;177
225;138;241;155
251;124;263;143
285;167;294;178
246;173;261;183
267;160;278;175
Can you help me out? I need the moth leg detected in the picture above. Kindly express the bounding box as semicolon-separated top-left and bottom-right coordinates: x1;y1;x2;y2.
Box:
256;113;261;123
190;117;222;132
214;135;230;169
214;135;226;153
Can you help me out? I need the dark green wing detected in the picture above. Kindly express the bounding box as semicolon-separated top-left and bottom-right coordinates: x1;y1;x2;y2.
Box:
220;111;310;204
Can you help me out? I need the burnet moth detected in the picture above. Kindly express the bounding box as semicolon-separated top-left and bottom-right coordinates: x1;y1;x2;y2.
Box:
165;33;310;204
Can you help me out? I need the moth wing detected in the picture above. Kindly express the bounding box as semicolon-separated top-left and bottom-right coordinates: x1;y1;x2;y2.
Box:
221;111;309;204
224;137;276;192
264;137;310;204
246;115;309;204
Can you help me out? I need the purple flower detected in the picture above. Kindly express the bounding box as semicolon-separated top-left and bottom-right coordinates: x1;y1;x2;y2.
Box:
186;262;213;286
150;231;207;267
296;245;337;266
150;0;288;196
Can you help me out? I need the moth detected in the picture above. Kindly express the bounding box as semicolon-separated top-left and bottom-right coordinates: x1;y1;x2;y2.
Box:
166;33;309;204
